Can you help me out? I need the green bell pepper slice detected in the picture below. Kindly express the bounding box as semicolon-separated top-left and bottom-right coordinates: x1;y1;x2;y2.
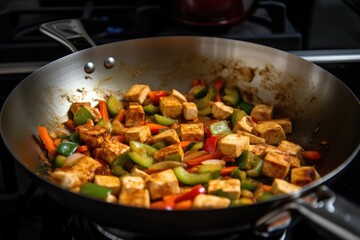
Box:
111;153;132;176
222;87;240;107
231;109;247;127
143;104;160;115
73;106;95;125
128;151;154;168
54;155;67;168
129;141;158;156
209;120;233;136
195;87;216;110
154;114;176;126
106;95;123;117
173;166;220;185
80;183;112;201
56;142;79;157
235;150;254;170
246;155;264;177
237;101;254;115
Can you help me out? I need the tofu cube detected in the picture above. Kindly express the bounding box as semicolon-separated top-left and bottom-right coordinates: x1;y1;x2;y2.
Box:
119;188;150;208
147;169;180;200
192;194;231;209
119;176;150;208
153;143;184;162
180;123;204;142
51;156;102;190
76;125;111;148
264;144;301;168
121;176;146;190
262;152;291;179
151;129;180;144
125;125;151;143
125;103;145;127
182;102;198;120
233;116;257;133
208;179;241;200
218;134;249;158
159;96;183;118
94;175;121;195
251;122;286;145
248;143;268;156
124;84;150;104
211;101;234;120
261;118;292;134
250;104;273;121
131;167;151;182
99;136;130;164
278;140;303;158
271;178;301;195
237;130;266;144
291;166;320;186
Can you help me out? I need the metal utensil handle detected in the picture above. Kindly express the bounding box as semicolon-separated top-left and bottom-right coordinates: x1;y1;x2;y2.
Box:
256;185;360;240
292;185;360;240
39;19;96;53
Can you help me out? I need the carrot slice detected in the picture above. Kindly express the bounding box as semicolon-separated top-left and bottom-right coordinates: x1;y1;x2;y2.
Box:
184;151;222;166
174;200;193;210
220;166;239;176
114;108;126;123
146;123;169;134
37;126;56;156
98;100;109;122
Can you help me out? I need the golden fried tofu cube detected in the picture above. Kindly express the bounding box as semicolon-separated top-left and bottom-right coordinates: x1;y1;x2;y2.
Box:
159;96;183;118
151;129;180;144
94;175;121;195
218;134;249;158
125;103;145;127
192;194;231;209
262;152;290;179
76;125;111;148
153;143;184;162
180;123;204;142
251;122;286;145
208;179;241;200
111;119;128;135
233;116;257;133
99;136;130;164
131;167;151;182
211;101;234;120
291;166;320;186
121;176;146;190
248;143;268;156
250;104;273;121
119;188;150;208
125;125;151;143
182;102;198;120
124;84;150;104
237;130;266;144
51;156;102;190
169;89;187;103
278;140;303;158
271;178;301;195
263;119;292;134
264;144;300;168
147;169;180;200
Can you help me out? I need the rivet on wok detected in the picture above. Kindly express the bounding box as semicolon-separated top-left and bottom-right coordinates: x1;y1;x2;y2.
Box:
104;57;116;69
84;62;95;73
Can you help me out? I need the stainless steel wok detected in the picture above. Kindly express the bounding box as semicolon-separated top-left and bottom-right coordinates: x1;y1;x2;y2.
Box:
0;19;359;239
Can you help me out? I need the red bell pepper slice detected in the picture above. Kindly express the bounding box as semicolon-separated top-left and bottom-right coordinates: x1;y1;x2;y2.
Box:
302;150;321;160
148;90;168;105
174;184;206;203
203;136;218;153
184;151;222;166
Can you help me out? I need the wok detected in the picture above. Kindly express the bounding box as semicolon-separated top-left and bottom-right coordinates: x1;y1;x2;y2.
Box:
1;19;360;239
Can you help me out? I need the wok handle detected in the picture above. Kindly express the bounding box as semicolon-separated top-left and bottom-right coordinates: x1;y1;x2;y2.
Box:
291;185;360;240
39;19;96;53
255;185;360;240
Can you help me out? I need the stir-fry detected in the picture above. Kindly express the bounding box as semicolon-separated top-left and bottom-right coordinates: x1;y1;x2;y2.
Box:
38;78;322;210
